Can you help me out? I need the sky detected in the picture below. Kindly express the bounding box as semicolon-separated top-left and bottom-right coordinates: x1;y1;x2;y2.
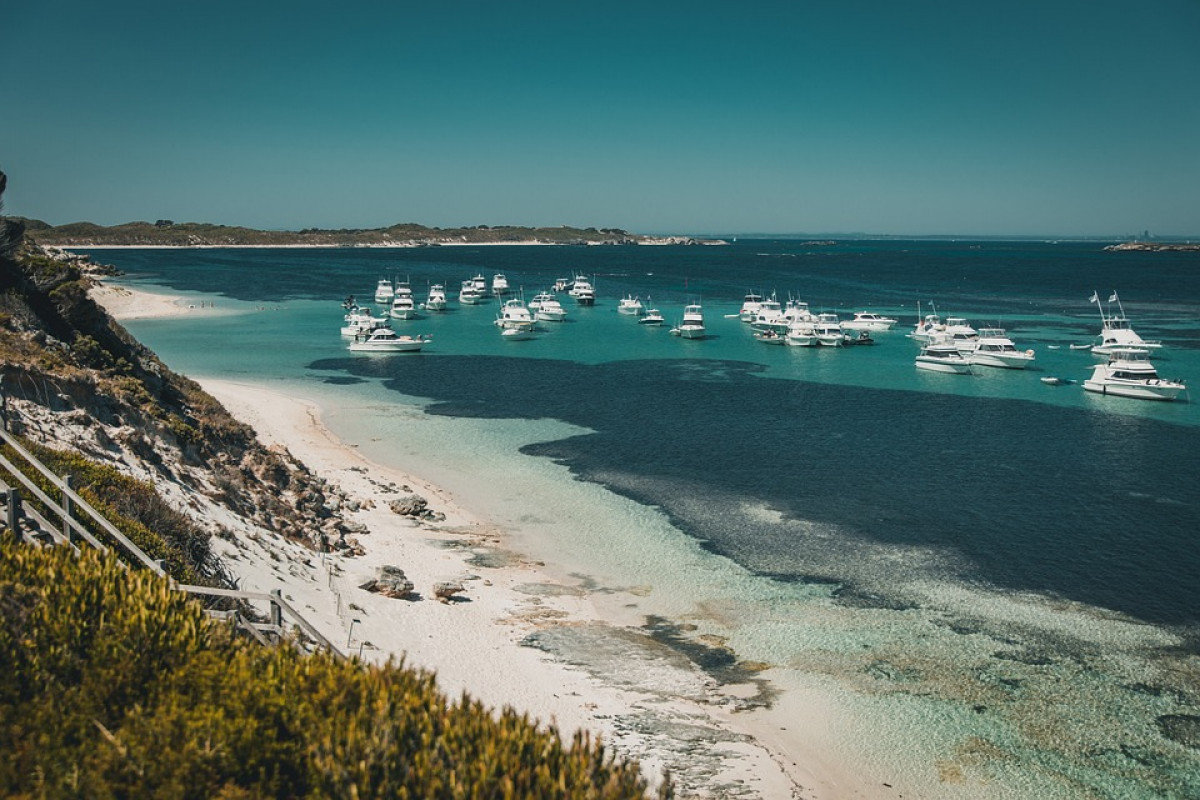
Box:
3;0;1199;236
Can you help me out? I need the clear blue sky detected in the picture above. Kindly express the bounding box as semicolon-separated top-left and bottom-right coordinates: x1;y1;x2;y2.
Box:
3;0;1198;236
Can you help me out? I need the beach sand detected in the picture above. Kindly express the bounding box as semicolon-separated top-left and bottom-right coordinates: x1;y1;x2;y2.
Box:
94;281;866;799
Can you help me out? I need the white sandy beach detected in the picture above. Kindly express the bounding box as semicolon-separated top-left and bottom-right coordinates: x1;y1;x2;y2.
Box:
93;281;868;800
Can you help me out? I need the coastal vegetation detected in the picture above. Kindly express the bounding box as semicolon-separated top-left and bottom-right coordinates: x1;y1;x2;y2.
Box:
0;540;663;799
18;217;645;247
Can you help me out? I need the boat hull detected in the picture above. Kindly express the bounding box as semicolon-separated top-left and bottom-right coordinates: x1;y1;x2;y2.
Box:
970;352;1034;369
1082;379;1184;401
915;357;972;374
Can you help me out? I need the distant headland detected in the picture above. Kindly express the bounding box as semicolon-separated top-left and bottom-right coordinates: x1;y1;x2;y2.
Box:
1103;241;1200;252
17;218;726;248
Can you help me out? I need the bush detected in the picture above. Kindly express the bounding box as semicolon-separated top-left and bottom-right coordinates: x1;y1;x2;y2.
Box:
0;540;664;799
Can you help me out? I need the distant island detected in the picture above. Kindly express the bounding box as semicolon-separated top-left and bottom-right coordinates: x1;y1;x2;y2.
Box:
1103;241;1200;252
17;218;725;248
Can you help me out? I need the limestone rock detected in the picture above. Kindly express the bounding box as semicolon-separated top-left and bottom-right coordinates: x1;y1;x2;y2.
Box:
433;581;465;603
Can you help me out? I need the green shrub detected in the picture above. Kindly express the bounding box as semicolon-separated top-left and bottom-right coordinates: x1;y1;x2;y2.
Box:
0;540;665;799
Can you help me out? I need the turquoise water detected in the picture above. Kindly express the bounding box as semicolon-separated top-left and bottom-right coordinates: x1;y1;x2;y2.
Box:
96;241;1200;797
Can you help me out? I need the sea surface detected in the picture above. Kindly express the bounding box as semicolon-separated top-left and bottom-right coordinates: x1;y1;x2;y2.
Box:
90;241;1200;798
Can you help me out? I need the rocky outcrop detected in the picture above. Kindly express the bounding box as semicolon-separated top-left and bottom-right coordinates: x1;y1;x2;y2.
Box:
389;494;446;523
359;565;416;599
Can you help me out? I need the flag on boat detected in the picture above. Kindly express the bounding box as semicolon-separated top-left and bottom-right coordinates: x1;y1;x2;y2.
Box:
1089;291;1098;304
1108;291;1119;303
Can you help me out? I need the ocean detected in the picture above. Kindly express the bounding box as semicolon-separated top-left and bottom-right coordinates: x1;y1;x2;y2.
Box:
91;240;1200;797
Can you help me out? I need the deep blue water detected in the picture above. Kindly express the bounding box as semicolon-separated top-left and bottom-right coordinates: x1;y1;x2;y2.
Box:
90;241;1200;636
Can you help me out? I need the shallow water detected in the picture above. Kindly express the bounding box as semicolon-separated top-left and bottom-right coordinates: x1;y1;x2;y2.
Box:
101;241;1200;797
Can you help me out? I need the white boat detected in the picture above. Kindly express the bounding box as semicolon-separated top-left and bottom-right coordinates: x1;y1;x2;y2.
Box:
529;292;568;322
915;342;973;374
1082;348;1185;401
458;279;484;305
781;297;816;326
639;299;664;325
753;329;786;345
471;274;489;297
373;279;394;304
968;328;1035;369
676;303;706;339
423;284;447;312
341;307;389;336
908;313;947;342
738;291;764;322
942;317;979;353
814;313;845;346
1090;291;1163;356
491;273;511;296
494;297;536;330
348;328;430;352
750;293;786;333
784;320;819;347
840;311;898;332
617;295;644;315
388;281;419;319
500;326;536;341
569;275;595;305
553;277;573;292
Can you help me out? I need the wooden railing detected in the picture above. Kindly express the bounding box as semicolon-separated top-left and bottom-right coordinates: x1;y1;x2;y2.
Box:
0;419;343;659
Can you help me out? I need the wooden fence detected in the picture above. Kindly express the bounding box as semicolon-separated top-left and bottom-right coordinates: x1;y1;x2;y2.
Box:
0;418;343;659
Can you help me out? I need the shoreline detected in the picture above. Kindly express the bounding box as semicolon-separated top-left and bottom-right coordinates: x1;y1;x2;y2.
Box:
93;281;849;799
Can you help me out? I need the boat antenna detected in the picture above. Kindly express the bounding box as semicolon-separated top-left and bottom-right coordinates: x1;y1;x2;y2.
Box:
1109;290;1125;319
1089;290;1106;325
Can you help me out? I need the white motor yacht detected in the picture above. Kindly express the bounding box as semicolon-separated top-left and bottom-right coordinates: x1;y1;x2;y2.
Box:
554;277;573;292
373;279;395;305
530;292;568;322
617;295;644;315
569;275;596;305
781;297;816;326
341;307;388;336
814;313;845;346
738;292;764;322
349;328;430;352
1083;348;1185;400
840;311;898;332
388;281;418;319
639;299;664;325
458;279;484;305
941;317;979;353
969;328;1035;369
423;284;447;312
784;320;819;347
750;293;786;333
674;303;706;339
1090;291;1163;356
909;312;946;343
915;342;973;374
491;273;511;296
494;297;536;330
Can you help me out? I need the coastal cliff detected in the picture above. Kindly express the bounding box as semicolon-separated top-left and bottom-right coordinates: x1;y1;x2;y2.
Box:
0;215;361;569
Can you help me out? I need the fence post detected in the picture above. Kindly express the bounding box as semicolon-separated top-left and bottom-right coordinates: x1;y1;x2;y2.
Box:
270;589;283;629
6;487;21;540
61;474;74;543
